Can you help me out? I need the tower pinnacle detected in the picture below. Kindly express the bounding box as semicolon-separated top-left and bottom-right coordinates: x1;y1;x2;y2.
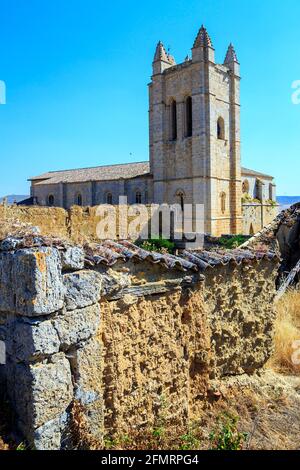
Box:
224;43;239;64
193;25;213;48
153;41;169;63
152;41;176;74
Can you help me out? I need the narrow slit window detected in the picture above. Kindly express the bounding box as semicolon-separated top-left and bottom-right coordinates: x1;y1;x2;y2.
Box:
136;191;142;204
220;192;226;214
48;195;55;207
217;117;225;140
76;193;82;206
170;100;177;140
186;96;193;137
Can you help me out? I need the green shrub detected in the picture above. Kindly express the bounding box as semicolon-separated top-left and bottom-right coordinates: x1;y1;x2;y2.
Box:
179;431;200;450
218;235;247;249
138;238;175;254
209;413;247;451
265;199;277;207
242;194;261;204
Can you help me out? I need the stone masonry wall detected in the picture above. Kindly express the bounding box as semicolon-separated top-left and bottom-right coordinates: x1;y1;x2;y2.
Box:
0;235;278;449
242;204;278;236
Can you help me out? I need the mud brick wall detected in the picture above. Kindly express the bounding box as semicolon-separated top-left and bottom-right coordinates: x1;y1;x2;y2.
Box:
0;239;278;450
0;204;278;244
204;259;277;377
0;205;153;244
101;287;210;434
0;205;69;240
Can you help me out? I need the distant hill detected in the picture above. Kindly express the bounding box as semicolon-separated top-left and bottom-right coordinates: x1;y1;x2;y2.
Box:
0;195;29;205
277;196;300;210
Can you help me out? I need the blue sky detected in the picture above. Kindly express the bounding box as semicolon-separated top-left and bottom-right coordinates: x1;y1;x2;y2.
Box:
0;0;299;196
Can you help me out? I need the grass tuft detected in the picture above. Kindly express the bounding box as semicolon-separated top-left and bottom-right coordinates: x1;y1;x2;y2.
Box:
268;289;300;374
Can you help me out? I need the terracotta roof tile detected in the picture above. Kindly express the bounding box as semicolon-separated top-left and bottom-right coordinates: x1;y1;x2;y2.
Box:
29;161;151;185
29;162;273;185
241;167;274;180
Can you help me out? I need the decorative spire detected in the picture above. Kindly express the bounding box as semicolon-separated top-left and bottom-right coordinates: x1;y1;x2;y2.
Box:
153;41;169;63
193;25;213;48
224;43;239;64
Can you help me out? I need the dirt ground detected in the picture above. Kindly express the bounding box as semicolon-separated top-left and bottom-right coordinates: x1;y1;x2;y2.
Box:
1;369;300;450
202;370;300;450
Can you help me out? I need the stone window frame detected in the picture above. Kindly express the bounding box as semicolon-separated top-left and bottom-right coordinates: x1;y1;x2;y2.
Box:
217;116;225;140
135;190;142;204
105;192;113;205
48;194;55;207
220;192;226;214
169;98;178;141
184;96;193;138
75;193;83;206
175;189;185;212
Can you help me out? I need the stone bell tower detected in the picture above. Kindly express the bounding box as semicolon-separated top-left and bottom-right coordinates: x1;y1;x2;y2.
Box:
149;25;242;235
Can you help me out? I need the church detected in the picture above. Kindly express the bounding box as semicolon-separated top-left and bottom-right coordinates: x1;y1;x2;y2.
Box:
29;25;276;236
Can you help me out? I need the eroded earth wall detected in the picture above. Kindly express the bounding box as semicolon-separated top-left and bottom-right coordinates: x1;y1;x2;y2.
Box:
0;238;278;449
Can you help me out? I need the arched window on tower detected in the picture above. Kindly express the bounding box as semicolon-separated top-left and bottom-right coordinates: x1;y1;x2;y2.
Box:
106;192;113;205
135;191;142;204
185;96;193;137
170;100;177;141
176;190;185;212
217;117;225;140
75;193;82;206
220;192;226;214
48;195;55;207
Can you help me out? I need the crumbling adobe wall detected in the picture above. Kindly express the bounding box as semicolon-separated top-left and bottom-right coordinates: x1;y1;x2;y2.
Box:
0;206;69;240
0;235;279;449
101;287;210;434
0;205;152;244
204;259;277;377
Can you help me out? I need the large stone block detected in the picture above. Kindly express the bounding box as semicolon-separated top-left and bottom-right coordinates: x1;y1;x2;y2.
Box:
7;318;60;362
53;304;101;349
33;413;69;451
0;252;15;312
70;337;103;442
10;352;73;435
63;270;102;311
61;247;85;272
10;247;64;316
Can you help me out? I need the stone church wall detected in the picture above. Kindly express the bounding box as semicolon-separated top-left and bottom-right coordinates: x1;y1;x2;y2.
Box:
242;204;278;235
31;176;153;209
